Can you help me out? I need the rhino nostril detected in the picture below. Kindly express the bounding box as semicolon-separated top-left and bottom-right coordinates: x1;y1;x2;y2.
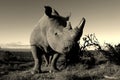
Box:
64;47;69;50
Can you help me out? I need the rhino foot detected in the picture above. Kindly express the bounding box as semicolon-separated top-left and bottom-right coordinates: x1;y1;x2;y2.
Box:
49;69;59;73
45;63;49;67
31;70;42;74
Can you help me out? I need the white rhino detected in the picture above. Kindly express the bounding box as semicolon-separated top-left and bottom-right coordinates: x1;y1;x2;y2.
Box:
30;6;86;74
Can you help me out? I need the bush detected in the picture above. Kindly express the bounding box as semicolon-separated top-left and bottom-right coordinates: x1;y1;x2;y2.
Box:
115;43;120;53
103;43;120;65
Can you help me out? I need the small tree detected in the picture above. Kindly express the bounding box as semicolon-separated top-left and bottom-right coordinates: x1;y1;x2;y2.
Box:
80;33;101;50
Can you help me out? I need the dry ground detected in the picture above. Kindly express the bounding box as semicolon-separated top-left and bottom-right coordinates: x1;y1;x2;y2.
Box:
0;49;120;80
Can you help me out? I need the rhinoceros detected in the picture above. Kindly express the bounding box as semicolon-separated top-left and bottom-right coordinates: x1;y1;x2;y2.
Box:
30;6;86;74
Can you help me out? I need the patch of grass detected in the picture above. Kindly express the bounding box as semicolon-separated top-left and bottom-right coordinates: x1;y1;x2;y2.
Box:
1;60;120;80
0;44;120;80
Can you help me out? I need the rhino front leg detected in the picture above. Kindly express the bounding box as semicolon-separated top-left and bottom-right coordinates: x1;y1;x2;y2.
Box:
43;54;50;67
31;46;42;74
49;55;53;65
43;54;53;67
49;53;60;73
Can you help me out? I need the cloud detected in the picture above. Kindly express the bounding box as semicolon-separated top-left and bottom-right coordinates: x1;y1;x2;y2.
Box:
0;42;30;49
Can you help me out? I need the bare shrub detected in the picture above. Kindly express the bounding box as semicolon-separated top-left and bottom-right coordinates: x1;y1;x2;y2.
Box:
79;33;103;68
103;43;120;65
80;33;101;50
115;43;120;53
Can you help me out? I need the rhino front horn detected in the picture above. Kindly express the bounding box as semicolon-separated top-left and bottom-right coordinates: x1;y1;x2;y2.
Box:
77;17;86;31
73;17;86;41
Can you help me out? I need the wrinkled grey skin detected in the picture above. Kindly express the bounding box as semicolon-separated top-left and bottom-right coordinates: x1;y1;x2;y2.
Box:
30;6;86;74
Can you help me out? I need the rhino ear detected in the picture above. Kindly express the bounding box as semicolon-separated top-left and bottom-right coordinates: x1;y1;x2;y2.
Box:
53;9;59;16
44;6;52;17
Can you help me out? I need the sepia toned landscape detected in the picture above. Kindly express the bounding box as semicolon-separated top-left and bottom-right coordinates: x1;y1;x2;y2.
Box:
0;0;120;80
0;34;120;80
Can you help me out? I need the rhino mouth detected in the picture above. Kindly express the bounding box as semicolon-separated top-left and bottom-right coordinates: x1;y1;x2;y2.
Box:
62;42;77;54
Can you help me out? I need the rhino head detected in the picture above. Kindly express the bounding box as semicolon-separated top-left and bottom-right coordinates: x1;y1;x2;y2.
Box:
44;6;86;54
30;6;86;74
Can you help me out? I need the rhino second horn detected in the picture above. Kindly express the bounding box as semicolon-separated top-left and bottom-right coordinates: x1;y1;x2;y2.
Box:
66;22;72;30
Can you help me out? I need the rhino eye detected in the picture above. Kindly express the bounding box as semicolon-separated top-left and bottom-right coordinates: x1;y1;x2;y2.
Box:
55;32;58;35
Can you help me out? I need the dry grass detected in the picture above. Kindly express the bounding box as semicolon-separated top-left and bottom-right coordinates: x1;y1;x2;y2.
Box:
1;62;120;80
0;47;120;80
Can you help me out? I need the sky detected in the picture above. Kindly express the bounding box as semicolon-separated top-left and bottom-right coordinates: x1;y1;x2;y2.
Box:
0;0;120;46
